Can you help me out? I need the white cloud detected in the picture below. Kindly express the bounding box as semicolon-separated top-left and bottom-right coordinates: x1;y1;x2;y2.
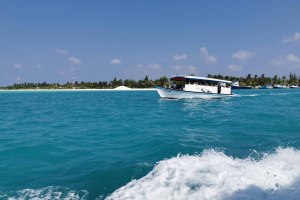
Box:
228;64;243;71
232;50;255;61
55;48;82;66
68;56;81;65
172;54;187;61
283;32;300;43
148;63;162;71
200;47;217;64
286;54;300;63
110;59;121;65
128;63;163;79
272;53;300;65
13;63;22;69
170;65;199;75
55;48;69;56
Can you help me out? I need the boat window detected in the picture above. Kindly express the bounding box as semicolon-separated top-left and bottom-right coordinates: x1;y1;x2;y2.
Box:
171;77;230;87
170;80;184;89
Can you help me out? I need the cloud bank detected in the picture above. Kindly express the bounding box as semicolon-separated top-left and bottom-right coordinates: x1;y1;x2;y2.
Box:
55;48;82;65
283;32;300;43
110;59;122;65
68;56;81;65
200;47;217;64
232;50;255;61
13;63;22;69
55;48;69;56
272;53;300;66
173;54;187;61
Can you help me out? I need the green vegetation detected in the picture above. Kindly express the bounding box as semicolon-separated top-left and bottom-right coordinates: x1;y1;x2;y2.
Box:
208;73;299;87
0;76;169;90
1;73;299;90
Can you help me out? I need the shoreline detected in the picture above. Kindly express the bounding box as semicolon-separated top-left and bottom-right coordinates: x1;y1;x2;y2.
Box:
0;88;157;92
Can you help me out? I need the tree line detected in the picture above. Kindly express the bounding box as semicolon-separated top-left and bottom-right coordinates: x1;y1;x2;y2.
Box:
208;73;299;87
1;73;299;90
1;76;169;89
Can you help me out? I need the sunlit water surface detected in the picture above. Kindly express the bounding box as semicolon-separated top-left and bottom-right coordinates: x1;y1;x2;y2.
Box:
0;89;300;199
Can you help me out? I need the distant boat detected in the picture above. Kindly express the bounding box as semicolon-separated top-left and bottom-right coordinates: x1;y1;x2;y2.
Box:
156;75;233;99
231;81;252;89
260;85;273;89
290;85;299;88
273;84;288;89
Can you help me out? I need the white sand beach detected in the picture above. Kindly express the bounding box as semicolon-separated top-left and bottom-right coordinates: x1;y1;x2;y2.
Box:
0;87;157;92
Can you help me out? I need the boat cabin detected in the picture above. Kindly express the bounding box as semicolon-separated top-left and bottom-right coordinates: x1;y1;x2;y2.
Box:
169;75;232;95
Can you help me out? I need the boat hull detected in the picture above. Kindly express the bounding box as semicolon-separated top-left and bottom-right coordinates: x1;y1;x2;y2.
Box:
232;86;252;89
156;87;233;99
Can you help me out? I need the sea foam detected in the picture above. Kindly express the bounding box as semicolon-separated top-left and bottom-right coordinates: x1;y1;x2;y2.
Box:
106;148;300;200
234;93;260;97
0;186;88;200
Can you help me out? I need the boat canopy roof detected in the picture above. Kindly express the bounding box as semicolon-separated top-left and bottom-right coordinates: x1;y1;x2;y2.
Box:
170;75;232;84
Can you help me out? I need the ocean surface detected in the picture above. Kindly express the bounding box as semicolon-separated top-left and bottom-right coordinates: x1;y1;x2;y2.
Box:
0;89;300;200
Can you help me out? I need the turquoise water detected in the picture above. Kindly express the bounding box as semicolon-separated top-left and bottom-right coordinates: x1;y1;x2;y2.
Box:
0;89;300;199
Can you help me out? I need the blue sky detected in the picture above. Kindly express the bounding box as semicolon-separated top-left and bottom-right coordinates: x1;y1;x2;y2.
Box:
1;1;300;86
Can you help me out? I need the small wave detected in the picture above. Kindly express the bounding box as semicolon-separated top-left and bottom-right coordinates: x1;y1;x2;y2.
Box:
136;162;154;167
106;148;300;200
234;93;260;97
270;93;289;96
0;186;88;200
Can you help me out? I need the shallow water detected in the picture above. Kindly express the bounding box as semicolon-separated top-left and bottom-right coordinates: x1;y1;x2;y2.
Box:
0;89;299;199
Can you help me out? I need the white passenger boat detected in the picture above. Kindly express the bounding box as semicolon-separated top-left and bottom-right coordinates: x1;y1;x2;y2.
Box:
260;85;273;89
156;75;233;99
273;84;288;89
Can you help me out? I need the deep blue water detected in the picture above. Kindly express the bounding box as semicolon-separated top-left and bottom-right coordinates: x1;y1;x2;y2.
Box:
0;89;300;199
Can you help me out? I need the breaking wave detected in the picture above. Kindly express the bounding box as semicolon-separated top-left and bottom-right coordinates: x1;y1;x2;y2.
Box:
0;186;88;200
106;148;300;200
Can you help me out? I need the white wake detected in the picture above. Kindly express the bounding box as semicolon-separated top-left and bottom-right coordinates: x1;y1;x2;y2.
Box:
106;148;300;200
